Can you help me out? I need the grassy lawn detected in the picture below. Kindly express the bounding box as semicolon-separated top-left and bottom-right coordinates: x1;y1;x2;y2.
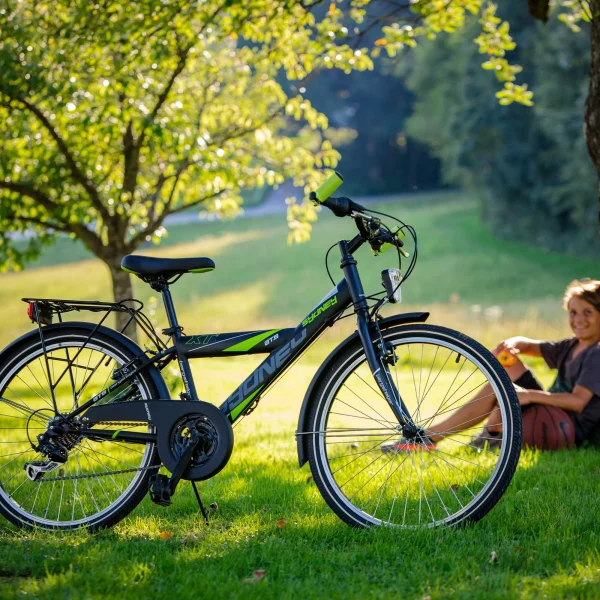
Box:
0;193;599;598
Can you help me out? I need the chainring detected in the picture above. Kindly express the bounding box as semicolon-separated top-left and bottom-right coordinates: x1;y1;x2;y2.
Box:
156;401;233;481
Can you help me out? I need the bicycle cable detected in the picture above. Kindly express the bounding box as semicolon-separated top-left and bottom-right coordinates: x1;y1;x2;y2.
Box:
324;241;337;286
365;208;418;283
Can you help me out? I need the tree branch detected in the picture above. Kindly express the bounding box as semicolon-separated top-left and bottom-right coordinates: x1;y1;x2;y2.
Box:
211;106;285;147
125;188;226;251
165;189;226;216
122;119;138;193
3;94;111;224
0;180;106;257
136;0;233;150
528;0;550;22
137;45;193;150
0;180;57;207
5;215;71;234
348;3;413;48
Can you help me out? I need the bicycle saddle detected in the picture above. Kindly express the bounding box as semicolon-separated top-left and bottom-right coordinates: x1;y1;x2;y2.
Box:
121;255;215;277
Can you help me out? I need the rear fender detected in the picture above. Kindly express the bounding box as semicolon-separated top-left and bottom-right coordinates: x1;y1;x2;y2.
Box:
295;311;429;467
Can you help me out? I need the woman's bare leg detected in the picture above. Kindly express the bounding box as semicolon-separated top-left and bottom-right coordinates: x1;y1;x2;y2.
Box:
425;347;528;442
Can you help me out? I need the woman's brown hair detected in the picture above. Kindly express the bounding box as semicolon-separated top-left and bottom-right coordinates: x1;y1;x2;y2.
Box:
563;279;600;312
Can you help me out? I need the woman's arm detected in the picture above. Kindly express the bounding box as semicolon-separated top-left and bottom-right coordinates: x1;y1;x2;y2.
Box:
497;336;543;357
518;385;593;413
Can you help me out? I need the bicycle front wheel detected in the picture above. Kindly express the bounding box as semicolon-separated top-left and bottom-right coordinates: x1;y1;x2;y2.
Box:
307;324;521;528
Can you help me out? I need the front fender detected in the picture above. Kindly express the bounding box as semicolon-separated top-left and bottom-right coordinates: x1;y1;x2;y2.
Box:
0;322;170;401
295;311;429;467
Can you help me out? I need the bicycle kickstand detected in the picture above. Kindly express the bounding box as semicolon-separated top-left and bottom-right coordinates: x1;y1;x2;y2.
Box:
191;481;210;525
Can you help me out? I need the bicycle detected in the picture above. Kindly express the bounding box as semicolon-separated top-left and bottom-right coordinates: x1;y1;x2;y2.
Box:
0;172;521;530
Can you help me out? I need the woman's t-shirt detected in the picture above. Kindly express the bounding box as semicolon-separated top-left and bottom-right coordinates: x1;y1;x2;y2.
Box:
540;338;600;442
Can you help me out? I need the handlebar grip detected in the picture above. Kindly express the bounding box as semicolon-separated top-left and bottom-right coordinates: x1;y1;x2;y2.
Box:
313;171;344;203
322;196;366;218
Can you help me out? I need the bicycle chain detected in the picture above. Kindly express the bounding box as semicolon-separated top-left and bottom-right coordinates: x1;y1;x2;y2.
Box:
38;420;159;483
38;465;161;483
84;421;148;428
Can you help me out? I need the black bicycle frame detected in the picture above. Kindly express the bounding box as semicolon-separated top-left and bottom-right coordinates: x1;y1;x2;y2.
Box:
71;235;413;441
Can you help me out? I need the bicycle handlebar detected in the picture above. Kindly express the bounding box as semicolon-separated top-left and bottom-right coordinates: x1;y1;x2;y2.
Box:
310;172;366;217
309;171;408;256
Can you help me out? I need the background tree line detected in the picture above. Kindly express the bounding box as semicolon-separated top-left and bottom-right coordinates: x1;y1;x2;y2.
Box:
1;0;597;335
306;1;597;254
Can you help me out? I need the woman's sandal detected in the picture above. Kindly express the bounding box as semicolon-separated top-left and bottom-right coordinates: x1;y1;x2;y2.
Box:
470;426;502;450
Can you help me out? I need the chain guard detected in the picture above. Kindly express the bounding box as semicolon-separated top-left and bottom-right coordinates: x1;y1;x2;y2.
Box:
84;400;234;481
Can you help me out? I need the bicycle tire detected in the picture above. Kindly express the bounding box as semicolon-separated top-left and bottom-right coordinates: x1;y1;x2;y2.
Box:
307;324;521;528
0;325;162;530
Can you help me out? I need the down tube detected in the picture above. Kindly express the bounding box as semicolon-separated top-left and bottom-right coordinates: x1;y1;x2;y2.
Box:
222;279;352;422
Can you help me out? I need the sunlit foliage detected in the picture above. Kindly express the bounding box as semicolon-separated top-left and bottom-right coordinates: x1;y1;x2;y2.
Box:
0;0;588;287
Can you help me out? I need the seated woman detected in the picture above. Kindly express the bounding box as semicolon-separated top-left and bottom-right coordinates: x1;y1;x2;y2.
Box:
382;279;600;452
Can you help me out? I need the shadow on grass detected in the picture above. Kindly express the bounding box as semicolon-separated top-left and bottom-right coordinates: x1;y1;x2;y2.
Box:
0;448;599;599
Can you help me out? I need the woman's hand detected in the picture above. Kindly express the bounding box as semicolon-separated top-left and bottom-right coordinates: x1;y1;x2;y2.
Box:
514;385;533;406
501;336;531;354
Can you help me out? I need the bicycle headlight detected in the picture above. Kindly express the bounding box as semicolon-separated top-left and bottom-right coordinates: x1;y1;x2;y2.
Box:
381;269;402;304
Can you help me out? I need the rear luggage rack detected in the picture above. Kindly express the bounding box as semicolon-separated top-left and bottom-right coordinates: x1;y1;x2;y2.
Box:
22;297;168;352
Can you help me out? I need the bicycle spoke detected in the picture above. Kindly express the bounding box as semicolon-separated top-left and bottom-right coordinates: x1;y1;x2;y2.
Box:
422;378;488;429
329;410;394;426
0;336;155;528
417;344;439;423
424;405;501;436
338;450;387;490
0;395;48;424
81;441;124;494
313;329;518;529
331;434;396;476
418;451;436;525
347;453;394;502
338;388;396;427
407;344;420;410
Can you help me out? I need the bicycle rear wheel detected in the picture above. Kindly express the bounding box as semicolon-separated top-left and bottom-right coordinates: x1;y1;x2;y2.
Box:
0;326;161;530
307;324;521;528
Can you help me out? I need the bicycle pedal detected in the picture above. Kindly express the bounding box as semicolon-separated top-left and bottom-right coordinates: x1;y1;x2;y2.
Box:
148;474;172;507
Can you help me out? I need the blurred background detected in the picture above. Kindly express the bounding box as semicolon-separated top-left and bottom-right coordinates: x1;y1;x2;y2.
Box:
1;0;598;396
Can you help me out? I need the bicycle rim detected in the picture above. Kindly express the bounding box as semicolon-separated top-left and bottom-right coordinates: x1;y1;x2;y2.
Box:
0;335;156;529
311;328;519;528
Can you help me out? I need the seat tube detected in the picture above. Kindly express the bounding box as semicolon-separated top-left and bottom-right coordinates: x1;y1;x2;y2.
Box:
161;284;198;401
338;241;413;427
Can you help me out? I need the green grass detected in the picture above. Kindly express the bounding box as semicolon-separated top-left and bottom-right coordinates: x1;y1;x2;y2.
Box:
0;193;599;598
0;357;599;600
2;192;596;351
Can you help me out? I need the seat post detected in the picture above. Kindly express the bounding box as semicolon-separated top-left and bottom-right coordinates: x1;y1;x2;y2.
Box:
161;284;180;333
158;281;198;401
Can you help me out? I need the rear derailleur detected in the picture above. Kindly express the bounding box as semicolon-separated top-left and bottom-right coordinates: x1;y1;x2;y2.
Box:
24;415;80;481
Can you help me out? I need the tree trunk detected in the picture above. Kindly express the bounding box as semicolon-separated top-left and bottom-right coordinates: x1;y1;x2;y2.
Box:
585;3;600;235
107;259;138;342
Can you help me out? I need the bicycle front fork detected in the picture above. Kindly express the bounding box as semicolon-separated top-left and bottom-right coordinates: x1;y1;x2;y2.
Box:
339;238;418;434
356;313;417;433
